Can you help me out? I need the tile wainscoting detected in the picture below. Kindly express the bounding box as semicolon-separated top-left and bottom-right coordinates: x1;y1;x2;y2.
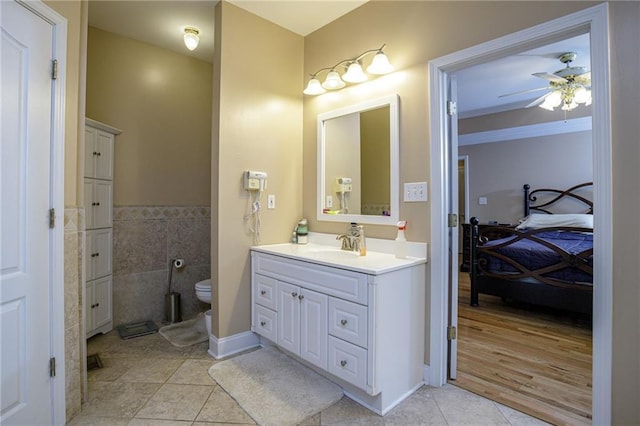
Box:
112;206;211;326
64;207;84;421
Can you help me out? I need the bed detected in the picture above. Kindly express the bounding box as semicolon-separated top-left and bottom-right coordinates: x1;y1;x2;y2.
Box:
469;182;593;314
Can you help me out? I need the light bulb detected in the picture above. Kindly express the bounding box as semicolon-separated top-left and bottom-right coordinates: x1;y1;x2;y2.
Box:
184;27;200;51
574;86;590;104
342;62;367;83
322;70;345;90
547;90;563;108
303;77;326;95
367;51;394;75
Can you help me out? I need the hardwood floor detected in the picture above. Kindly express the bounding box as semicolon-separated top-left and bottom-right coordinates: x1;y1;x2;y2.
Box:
454;270;592;425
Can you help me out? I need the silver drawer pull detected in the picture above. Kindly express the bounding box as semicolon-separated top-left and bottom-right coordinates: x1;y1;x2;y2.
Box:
260;290;266;295
340;360;347;367
260;321;266;326
340;319;348;326
292;292;298;298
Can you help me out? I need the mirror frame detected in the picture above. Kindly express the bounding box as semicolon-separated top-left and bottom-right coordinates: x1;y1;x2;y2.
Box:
317;94;399;225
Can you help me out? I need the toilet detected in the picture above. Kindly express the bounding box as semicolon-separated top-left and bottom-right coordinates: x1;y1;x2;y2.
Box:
195;279;212;336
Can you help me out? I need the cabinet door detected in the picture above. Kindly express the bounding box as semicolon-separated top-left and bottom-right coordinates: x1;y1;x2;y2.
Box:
300;289;328;369
92;276;112;330
84;126;97;178
85;279;95;334
89;228;112;280
94;130;114;180
92;180;112;229
277;282;300;355
84;179;94;229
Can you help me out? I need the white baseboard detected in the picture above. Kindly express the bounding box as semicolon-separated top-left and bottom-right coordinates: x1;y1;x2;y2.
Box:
423;364;430;386
208;331;260;359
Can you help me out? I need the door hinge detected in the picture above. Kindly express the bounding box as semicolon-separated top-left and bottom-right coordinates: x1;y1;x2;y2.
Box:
447;213;458;228
51;59;58;80
49;208;55;229
49;357;56;377
447;326;457;340
447;100;457;116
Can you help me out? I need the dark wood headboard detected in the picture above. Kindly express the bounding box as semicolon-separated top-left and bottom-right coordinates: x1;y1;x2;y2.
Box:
523;182;594;216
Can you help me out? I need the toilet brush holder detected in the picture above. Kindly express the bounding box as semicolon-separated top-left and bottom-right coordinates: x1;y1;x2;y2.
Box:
165;291;181;324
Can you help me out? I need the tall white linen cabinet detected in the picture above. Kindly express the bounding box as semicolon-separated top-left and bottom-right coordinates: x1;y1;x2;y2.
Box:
84;118;120;338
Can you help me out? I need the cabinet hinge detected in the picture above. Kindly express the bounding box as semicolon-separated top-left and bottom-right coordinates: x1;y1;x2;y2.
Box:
49;357;56;377
52;59;58;80
447;100;457;116
447;326;457;340
49;208;55;229
447;213;458;228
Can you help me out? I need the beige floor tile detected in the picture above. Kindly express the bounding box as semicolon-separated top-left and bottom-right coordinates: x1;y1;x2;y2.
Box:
432;385;511;425
81;381;162;418
167;359;217;385
299;412;321;425
195;386;256;424
384;386;448;425
188;341;214;359
135;383;214;421
319;396;384;426
118;357;184;384
66;415;131;426
193;423;255;426
495;403;552;425
128;418;193;426
87;355;135;382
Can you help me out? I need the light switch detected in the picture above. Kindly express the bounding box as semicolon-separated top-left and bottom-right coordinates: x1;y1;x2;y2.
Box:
478;197;487;205
404;182;428;202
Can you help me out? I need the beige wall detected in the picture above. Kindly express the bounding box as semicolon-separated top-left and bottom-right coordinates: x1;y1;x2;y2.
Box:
86;27;212;206
303;1;639;422
212;2;304;337
459;131;593;224
361;106;391;209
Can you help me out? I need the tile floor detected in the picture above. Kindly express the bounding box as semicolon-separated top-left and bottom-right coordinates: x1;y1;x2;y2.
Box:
68;325;549;425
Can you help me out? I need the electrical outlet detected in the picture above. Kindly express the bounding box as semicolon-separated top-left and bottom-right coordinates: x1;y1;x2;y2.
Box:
267;194;276;209
478;196;488;205
326;195;333;208
404;182;428;202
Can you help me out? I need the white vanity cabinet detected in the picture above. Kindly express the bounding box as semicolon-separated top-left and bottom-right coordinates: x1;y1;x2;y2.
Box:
84;118;120;338
251;247;426;415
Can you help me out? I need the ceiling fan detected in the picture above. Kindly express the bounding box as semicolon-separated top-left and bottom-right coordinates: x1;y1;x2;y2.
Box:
501;52;592;112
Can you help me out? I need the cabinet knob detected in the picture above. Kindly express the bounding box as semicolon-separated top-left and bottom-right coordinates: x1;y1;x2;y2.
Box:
260;290;266;295
95;303;99;307
91;304;96;308
340;360;347;367
260;321;266;326
291;292;298;298
340;319;348;326
93;151;99;156
91;252;99;257
298;294;304;300
96;152;101;156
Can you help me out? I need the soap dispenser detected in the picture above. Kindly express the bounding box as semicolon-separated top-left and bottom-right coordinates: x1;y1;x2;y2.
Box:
395;221;408;259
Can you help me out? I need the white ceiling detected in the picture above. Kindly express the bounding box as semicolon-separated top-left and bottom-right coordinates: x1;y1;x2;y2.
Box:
88;2;590;117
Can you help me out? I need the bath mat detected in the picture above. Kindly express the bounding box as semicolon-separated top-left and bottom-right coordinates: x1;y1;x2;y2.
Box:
208;346;343;426
159;313;208;347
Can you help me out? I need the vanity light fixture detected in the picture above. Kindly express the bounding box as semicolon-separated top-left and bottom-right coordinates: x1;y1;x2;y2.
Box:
303;44;394;95
183;27;200;51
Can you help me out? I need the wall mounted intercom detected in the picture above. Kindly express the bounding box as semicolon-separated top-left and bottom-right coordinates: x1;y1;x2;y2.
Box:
244;170;267;191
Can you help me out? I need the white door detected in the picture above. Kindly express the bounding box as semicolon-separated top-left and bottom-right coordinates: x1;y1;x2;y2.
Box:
1;1;55;424
447;76;459;379
300;289;328;369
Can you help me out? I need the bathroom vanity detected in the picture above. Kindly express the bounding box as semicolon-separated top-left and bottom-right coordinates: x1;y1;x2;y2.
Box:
250;239;426;415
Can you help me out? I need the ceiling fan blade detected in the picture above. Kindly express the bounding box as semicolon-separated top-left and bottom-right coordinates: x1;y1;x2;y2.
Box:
532;72;567;83
525;93;549;108
499;86;550;98
575;72;591;84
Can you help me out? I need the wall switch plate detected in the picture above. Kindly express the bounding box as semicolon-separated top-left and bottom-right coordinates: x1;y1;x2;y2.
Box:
404;182;428;202
478;196;488;205
267;194;276;209
326;195;333;208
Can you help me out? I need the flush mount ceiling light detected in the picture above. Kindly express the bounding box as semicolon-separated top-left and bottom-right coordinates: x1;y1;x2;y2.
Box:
183;27;200;51
303;44;394;95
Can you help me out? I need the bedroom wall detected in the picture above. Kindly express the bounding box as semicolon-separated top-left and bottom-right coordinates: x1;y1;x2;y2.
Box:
459;131;593;224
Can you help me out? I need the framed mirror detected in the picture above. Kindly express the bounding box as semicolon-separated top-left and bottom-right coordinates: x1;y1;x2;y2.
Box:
317;94;399;225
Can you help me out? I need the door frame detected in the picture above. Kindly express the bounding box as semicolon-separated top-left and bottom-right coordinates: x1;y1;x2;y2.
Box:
428;3;612;424
14;0;68;422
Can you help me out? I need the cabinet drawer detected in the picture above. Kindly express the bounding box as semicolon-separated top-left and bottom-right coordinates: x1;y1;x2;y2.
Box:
254;305;277;343
254;274;277;310
328;336;367;390
329;298;368;348
253;253;368;304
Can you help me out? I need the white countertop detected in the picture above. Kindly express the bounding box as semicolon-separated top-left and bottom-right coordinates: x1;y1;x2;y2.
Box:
251;238;427;275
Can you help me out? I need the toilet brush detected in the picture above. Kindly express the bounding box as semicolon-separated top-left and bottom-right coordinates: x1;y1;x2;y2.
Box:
165;258;184;324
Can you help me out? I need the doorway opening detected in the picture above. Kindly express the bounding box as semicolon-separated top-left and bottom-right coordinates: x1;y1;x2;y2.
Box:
428;4;612;424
